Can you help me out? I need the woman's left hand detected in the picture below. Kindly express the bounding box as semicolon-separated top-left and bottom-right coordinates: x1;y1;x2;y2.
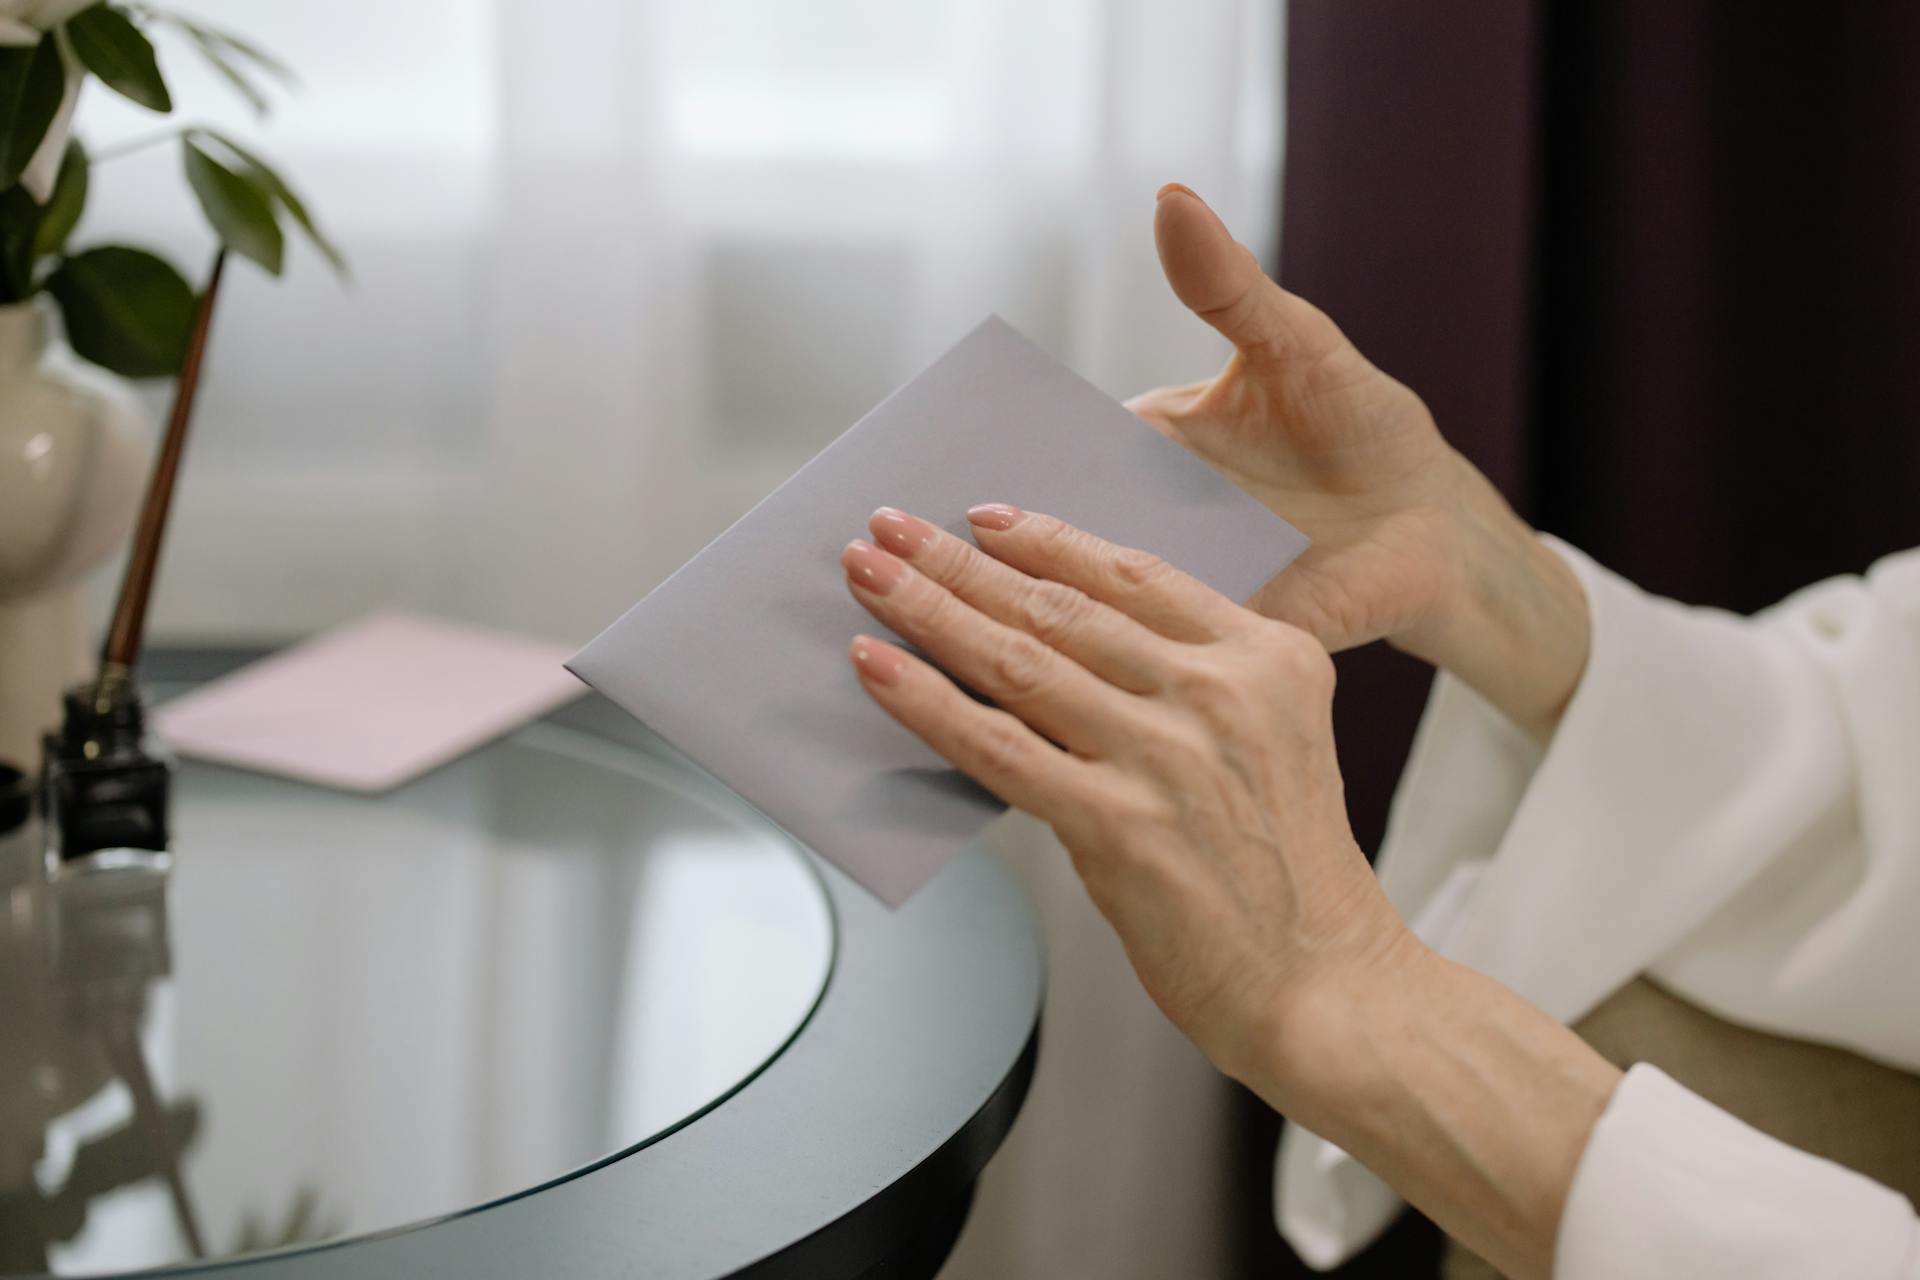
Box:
840;503;1412;1081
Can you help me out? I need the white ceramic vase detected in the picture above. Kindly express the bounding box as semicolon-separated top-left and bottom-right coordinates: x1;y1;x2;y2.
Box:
0;298;151;771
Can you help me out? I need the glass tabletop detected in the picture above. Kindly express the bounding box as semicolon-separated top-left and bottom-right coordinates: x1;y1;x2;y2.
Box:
0;719;836;1276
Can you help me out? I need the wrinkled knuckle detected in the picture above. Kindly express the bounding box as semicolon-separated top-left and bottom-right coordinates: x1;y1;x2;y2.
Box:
987;632;1053;698
1031;515;1081;561
1127;714;1212;779
918;532;965;578
964;713;1029;778
1252;621;1335;691
1169;654;1249;724
1018;579;1092;646
1110;546;1168;590
1170;653;1235;700
935;539;990;594
914;583;961;635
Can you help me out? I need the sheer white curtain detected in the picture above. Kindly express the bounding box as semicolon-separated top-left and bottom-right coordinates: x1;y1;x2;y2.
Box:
478;0;1280;650
79;0;1283;1272
76;0;1278;648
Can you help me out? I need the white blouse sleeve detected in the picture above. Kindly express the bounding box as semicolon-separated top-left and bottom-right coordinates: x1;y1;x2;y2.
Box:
1557;1065;1920;1279
1380;540;1920;1057
1277;539;1920;1270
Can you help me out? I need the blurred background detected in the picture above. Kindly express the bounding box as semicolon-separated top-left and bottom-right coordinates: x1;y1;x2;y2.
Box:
61;0;1920;1277
77;0;1280;648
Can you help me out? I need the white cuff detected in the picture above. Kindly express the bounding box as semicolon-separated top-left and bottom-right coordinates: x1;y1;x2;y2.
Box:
1556;1064;1920;1279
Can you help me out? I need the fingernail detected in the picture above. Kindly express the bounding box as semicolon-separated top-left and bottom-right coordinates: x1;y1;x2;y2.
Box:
850;634;904;686
1156;181;1199;202
842;539;905;594
966;503;1024;532
870;506;935;558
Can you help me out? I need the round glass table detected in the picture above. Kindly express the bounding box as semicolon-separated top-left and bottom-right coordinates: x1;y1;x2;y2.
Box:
5;714;834;1275
1;661;1042;1280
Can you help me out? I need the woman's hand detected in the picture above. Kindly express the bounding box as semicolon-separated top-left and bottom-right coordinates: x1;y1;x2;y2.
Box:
1136;185;1589;738
841;503;1410;1078
841;505;1621;1280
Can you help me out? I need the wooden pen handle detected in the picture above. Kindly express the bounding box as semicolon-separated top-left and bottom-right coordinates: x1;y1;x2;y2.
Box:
99;250;228;678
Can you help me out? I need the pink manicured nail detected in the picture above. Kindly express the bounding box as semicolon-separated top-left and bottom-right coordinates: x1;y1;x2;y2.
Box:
849;635;904;686
842;539;905;594
870;507;935;558
966;503;1024;532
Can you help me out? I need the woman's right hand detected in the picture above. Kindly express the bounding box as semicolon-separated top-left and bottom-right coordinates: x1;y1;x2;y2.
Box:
1131;184;1591;738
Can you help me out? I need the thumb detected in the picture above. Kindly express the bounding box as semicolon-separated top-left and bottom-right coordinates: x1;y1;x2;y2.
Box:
1153;183;1339;361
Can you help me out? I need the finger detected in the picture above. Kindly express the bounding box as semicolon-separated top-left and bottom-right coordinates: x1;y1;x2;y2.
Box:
1153;183;1346;365
962;504;1253;644
847;634;1093;822
868;506;1179;694
841;539;1142;756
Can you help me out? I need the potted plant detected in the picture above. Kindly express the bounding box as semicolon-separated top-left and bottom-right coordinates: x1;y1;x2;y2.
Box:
0;2;343;766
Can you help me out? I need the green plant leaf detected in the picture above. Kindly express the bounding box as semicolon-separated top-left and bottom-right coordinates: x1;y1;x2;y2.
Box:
0;31;66;187
200;27;289;81
0;182;39;299
31;137;86;258
133;7;293;83
44;245;194;376
191;128;345;277
186;32;268;114
67;4;171;113
182;136;281;274
182;18;291;83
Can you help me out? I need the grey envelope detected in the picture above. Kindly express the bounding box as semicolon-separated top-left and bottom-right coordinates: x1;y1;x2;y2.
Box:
568;317;1309;905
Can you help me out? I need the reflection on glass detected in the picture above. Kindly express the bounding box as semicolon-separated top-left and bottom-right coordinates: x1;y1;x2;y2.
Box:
0;722;835;1275
0;839;203;1275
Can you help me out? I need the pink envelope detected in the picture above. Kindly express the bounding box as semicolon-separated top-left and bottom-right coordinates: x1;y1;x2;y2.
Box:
155;612;585;792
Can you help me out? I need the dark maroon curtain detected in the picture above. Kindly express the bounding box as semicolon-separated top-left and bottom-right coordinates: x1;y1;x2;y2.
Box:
1228;3;1920;1276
